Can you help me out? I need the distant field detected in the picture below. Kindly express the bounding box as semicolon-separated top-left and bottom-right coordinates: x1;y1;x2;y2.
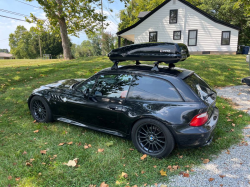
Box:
0;55;250;186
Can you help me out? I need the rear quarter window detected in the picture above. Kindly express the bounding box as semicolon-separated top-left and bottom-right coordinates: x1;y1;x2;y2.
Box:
127;75;182;102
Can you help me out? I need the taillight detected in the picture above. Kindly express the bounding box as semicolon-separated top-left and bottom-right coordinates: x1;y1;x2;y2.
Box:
190;112;208;127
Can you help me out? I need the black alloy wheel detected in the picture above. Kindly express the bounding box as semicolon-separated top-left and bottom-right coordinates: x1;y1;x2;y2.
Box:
132;119;174;158
30;96;53;123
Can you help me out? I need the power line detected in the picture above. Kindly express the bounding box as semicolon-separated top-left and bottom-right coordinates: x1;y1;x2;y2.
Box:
15;0;42;9
0;14;27;22
0;9;30;18
103;5;119;24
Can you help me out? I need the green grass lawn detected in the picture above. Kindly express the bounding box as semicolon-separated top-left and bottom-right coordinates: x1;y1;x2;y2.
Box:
0;55;250;186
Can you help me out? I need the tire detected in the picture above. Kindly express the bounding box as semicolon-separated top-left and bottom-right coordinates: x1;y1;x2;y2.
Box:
30;96;53;123
131;118;175;158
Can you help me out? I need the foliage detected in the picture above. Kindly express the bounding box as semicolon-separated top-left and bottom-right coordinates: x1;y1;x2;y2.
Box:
101;32;116;55
118;0;250;45
9;25;63;59
0;55;249;186
71;41;94;58
0;49;9;53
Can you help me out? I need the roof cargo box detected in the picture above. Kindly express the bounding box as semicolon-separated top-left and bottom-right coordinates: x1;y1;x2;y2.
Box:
108;42;190;64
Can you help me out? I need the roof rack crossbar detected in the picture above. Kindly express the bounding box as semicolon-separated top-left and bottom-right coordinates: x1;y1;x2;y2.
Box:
136;60;141;65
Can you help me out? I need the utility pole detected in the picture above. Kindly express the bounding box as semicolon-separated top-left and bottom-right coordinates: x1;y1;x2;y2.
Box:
38;35;42;58
101;0;103;32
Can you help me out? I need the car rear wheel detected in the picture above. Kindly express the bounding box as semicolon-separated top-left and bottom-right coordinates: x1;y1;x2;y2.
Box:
30;96;53;123
132;119;174;158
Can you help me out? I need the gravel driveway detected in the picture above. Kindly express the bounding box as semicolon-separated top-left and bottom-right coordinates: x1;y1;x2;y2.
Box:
166;85;250;187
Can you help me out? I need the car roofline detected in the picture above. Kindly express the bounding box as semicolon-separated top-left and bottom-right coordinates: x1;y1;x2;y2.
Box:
97;65;194;80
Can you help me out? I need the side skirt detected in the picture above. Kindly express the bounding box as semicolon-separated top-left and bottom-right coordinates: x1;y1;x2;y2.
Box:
57;117;126;137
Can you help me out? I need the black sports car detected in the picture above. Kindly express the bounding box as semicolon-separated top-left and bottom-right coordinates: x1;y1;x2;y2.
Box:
28;64;219;158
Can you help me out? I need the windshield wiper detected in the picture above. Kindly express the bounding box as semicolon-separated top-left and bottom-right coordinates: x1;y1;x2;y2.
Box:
203;93;215;100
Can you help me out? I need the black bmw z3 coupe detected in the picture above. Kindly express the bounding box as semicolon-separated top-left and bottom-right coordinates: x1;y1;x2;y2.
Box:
28;43;218;158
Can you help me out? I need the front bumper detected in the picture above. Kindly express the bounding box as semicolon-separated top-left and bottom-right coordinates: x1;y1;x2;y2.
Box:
173;107;219;148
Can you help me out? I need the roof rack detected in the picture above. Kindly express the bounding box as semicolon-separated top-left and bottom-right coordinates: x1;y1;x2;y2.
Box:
108;42;189;71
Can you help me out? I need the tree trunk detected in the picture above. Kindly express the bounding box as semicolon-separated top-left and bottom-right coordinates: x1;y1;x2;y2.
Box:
58;17;72;60
38;35;42;58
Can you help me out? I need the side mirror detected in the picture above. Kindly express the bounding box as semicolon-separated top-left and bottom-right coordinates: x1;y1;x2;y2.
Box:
94;91;102;97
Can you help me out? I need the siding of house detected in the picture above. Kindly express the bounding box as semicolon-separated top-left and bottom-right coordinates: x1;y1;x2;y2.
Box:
120;0;239;53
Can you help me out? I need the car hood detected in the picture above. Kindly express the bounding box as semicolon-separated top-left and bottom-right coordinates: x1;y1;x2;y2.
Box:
33;79;85;93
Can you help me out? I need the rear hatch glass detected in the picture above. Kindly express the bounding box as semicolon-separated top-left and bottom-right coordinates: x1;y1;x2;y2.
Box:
184;73;216;106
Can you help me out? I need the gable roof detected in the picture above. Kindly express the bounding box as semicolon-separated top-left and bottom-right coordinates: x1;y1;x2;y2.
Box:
117;0;240;35
0;52;13;58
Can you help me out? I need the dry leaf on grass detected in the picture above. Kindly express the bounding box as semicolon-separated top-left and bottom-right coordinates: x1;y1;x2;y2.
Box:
84;145;89;149
121;172;128;178
58;143;65;146
65;158;78;167
232;123;236;127
15;177;20;181
153;165;157;168
100;182;109;187
129;148;134;151
23;151;27;155
98;149;104;153
160;169;167;176
141;170;145;174
203;159;210;164
160;185;167;187
132;185;138;187
26;162;32;167
238;115;243;118
8;176;12;180
67;141;73;145
40;150;46;155
173;165;179;170
209;178;214;182
33;130;39;133
141;154;147;160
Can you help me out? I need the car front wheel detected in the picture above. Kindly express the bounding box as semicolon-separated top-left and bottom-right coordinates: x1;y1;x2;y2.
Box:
30;96;53;123
132;119;174;158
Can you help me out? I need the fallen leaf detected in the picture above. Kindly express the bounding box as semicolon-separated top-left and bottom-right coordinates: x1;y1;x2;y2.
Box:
183;173;189;177
100;182;109;187
144;184;147;186
203;159;210;164
8;176;12;180
115;181;121;185
179;155;183;159
129;148;134;151
232;123;235;127
58;143;65;146
246;135;250;137
231;129;235;132
141;170;145;174
219;175;226;178
26;162;32;167
88;144;92;147
220;184;223;187
98;149;104;153
105;141;113;147
191;169;195;172
33;130;39;133
132;185;138;187
89;185;96;187
15;177;20;181
167;165;172;170
153;165;157;168
185;165;190;168
38;173;42;176
173;165;179;170
65;158;78;167
121;172;128;178
155;183;158;187
227;119;233;121
84;145;89;149
40;150;46;155
42;162;46;165
67;141;73;145
53;155;57;158
209;178;214;182
141;154;147;160
238;115;243;118
33;120;36;123
160;169;167;176
23;151;27;155
160;185;167;187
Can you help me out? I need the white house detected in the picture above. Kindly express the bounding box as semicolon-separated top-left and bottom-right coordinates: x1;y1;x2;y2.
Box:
117;0;240;55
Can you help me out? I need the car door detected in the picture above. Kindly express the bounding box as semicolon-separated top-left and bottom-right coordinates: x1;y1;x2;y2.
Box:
88;73;133;133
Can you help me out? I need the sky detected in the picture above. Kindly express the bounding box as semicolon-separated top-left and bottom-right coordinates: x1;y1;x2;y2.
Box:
0;0;125;51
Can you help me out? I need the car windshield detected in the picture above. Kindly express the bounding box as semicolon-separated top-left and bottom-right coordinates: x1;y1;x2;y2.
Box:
184;73;215;101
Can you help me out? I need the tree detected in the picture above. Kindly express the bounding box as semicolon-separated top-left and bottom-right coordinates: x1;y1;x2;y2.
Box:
9;25;63;59
0;49;9;53
26;0;126;60
101;32;115;54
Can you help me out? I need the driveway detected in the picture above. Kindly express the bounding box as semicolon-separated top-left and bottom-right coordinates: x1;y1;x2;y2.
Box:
166;85;250;187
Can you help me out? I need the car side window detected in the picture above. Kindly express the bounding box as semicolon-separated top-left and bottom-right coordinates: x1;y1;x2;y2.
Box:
93;74;133;99
76;76;96;93
127;75;182;102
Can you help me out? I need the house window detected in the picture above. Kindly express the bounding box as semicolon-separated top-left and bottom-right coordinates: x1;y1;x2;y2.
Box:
149;31;157;42
188;30;198;46
169;10;178;24
173;31;181;40
221;31;231;45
